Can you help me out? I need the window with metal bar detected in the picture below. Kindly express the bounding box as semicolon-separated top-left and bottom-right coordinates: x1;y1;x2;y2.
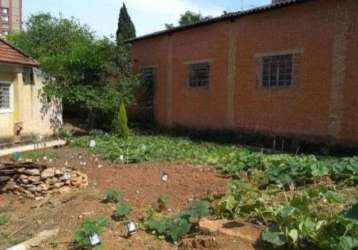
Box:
261;54;293;88
188;62;210;88
0;83;10;110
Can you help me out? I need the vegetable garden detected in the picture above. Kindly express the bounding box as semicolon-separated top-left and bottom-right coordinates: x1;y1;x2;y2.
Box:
69;132;358;250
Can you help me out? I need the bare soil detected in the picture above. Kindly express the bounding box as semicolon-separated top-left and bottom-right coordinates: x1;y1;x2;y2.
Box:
0;147;258;250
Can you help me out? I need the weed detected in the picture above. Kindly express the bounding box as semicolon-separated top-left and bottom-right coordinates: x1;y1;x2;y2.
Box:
112;201;131;221
103;188;121;203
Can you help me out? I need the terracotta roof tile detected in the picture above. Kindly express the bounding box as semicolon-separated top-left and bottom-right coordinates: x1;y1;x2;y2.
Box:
0;38;39;66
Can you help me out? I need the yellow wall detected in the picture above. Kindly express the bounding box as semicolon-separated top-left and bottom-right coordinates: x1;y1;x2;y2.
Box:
0;64;62;142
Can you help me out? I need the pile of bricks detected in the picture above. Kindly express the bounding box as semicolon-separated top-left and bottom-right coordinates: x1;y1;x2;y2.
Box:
0;162;88;199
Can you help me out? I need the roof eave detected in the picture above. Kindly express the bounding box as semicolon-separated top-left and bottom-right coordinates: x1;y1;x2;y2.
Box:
0;59;39;67
127;0;312;43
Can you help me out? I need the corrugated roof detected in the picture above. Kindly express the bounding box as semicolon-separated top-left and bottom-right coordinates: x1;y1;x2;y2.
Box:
0;38;39;67
128;0;313;43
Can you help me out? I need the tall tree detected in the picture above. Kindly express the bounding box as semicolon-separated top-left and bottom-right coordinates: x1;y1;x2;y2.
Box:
9;13;139;130
116;3;136;43
165;11;212;30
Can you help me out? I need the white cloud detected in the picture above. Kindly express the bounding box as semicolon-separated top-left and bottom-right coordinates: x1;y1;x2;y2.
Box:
125;0;223;35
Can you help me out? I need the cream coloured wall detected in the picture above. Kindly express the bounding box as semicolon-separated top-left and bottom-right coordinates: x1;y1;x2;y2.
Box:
0;63;62;142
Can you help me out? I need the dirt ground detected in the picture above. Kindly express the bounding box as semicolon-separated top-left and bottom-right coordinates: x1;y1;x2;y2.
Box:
0;147;259;250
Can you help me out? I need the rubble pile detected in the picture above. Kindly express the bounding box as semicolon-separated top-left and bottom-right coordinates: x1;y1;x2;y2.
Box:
0;162;88;198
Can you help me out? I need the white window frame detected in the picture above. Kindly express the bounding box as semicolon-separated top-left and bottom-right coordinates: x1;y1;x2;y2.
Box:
0;81;13;114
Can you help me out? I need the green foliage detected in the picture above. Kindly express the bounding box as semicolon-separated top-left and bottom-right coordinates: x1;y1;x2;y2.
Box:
9;13;139;130
144;200;210;242
216;180;266;219
116;3;136;43
165;11;212;29
116;101;130;139
72;217;108;249
103;189;122;203
59;128;74;141
317;203;358;250
260;188;354;249
22;151;57;161
113;201;131;221
72;134;358;187
0;214;9;226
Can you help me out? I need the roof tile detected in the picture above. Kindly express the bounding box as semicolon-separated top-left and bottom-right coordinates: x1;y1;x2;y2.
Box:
0;38;39;66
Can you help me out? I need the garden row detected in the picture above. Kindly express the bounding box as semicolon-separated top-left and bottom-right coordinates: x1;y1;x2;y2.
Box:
72;132;358;188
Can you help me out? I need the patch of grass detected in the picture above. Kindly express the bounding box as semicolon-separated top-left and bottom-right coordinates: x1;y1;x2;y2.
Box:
0;214;9;226
72;217;108;250
22;151;57;161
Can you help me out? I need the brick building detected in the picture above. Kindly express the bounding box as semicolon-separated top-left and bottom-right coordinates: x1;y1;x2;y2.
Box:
0;0;22;37
130;0;358;147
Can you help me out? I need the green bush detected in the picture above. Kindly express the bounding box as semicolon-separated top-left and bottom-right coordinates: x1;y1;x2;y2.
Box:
72;217;109;249
112;201;131;221
103;189;122;203
144;200;210;242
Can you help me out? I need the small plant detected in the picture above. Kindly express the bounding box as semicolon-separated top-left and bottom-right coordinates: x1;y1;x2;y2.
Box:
103;188;121;203
0;214;9;226
72;217;109;250
155;195;170;212
59;128;74;141
144;200;210;242
112;201;131;221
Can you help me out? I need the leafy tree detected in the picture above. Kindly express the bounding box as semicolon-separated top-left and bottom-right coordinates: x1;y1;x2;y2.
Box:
165;11;212;29
8;13;139;130
116;3;136;44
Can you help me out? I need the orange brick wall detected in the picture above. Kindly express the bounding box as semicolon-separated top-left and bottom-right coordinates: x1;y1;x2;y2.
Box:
234;0;336;139
132;36;169;125
131;0;358;146
340;0;358;144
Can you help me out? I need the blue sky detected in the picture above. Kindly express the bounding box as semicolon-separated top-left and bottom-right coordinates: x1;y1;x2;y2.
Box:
24;0;270;38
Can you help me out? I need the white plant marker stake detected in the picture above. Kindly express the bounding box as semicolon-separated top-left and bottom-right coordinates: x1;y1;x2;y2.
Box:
89;233;101;246
161;172;169;182
89;140;96;148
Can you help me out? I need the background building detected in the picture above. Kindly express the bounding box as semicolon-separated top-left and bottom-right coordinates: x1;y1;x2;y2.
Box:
0;0;22;37
130;0;358;148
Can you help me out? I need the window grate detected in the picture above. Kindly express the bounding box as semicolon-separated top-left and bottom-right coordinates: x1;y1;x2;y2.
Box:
188;62;210;88
0;83;10;109
260;54;294;88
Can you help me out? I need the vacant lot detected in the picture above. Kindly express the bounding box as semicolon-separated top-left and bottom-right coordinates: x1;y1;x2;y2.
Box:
0;133;357;250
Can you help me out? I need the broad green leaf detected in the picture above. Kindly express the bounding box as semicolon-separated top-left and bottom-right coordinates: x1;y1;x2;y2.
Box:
262;229;288;247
